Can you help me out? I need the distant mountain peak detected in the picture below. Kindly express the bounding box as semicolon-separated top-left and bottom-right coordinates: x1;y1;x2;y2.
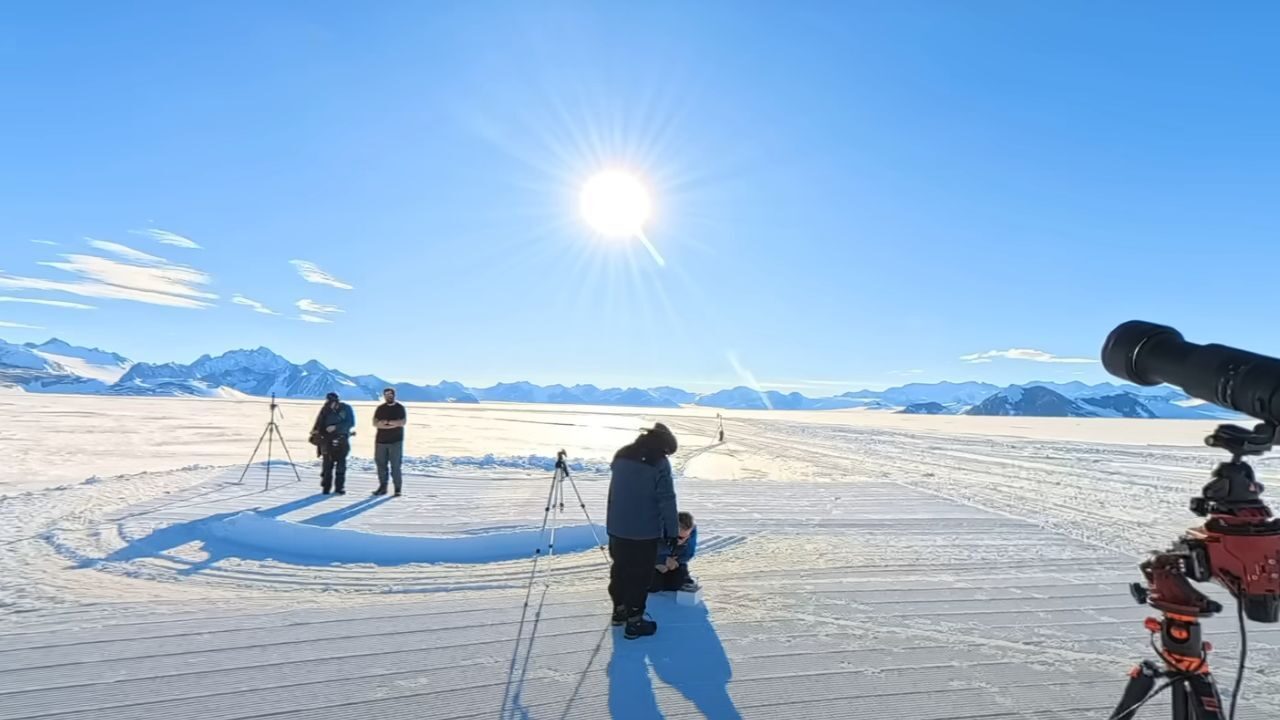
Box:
996;385;1025;401
1080;392;1158;419
0;339;65;372
899;401;948;415
966;385;1093;418
26;338;131;366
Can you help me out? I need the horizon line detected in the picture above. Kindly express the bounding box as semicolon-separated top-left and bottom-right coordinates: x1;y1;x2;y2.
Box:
2;333;1126;398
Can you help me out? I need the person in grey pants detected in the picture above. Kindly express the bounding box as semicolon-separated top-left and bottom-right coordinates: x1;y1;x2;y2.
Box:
372;387;407;496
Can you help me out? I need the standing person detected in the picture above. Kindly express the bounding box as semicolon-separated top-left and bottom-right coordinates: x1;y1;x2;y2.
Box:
312;392;355;495
372;387;407;496
606;422;679;639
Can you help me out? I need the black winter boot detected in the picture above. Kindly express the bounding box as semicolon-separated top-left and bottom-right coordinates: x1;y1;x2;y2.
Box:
624;614;657;639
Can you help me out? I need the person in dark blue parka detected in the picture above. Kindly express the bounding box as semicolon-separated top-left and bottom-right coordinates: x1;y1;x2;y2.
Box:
311;392;356;495
606;422;679;639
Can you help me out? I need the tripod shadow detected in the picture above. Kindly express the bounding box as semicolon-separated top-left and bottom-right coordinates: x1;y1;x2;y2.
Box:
608;600;741;719
501;584;550;720
501;591;613;720
85;494;330;573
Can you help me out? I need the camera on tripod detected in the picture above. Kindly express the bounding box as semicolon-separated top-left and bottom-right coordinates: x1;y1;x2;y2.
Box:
1102;321;1280;719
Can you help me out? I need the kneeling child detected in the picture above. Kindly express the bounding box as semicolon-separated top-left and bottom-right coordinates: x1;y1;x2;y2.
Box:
651;511;698;592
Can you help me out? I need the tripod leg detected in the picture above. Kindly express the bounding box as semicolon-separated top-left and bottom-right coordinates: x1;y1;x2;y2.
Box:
1111;661;1158;720
1172;682;1190;720
1184;673;1226;720
503;469;563;713
238;424;272;485
265;421;275;491
545;471;563;577
509;468;565;671
565;472;612;567
273;423;305;484
517;470;563;624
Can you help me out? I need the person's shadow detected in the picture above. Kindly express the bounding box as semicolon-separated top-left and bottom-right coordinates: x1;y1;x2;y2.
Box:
85;494;335;573
606;599;741;719
300;496;391;527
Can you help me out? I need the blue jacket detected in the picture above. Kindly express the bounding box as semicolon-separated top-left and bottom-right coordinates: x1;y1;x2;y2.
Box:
656;526;697;566
606;455;679;541
316;402;356;436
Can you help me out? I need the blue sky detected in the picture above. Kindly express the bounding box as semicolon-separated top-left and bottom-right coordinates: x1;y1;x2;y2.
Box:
2;3;1277;392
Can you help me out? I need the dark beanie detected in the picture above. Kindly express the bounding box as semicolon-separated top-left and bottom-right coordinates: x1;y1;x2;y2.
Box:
647;423;678;455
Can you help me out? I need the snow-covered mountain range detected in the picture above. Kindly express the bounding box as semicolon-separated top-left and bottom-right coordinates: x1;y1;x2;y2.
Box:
913;383;1235;420
469;382;679;408
0;337;1242;419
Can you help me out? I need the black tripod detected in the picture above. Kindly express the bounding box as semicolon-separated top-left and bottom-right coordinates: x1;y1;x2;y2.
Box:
1111;423;1280;720
237;393;303;490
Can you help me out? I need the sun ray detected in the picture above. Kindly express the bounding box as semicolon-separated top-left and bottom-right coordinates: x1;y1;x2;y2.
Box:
635;230;666;268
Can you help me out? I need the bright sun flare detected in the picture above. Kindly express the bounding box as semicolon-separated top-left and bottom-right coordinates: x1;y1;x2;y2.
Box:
580;170;652;238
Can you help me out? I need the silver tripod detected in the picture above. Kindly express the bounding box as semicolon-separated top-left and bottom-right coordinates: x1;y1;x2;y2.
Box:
237;393;303;490
525;449;610;579
501;450;611;717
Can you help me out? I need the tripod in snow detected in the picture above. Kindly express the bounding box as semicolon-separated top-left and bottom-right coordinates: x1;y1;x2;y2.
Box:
520;449;611;600
237;393;303;490
501;450;611;717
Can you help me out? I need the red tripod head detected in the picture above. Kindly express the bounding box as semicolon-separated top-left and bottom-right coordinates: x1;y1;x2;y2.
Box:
1137;424;1280;624
1187;512;1280;623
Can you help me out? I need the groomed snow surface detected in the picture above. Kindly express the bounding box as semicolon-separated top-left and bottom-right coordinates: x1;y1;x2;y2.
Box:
1;396;1278;719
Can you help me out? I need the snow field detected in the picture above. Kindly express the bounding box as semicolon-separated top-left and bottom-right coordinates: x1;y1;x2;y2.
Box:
1;399;1277;718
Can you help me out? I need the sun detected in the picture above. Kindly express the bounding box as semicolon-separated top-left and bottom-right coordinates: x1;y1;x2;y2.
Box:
580;170;652;238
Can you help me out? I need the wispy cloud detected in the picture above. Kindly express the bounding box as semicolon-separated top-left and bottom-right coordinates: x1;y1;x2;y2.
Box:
290;260;353;290
87;239;168;265
0;250;217;309
0;296;96;310
299;314;333;324
296;298;343;314
29;239;58;246
232;294;279;315
132;228;201;249
960;348;1095;364
0;320;42;329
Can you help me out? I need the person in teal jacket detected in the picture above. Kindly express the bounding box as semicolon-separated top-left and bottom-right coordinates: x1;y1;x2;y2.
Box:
651;511;698;592
311;392;355;495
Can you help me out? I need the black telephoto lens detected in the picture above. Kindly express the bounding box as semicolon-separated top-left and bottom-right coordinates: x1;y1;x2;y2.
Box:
1102;321;1280;424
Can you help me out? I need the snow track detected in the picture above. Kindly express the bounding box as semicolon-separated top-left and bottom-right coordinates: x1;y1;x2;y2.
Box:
1;401;1277;718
